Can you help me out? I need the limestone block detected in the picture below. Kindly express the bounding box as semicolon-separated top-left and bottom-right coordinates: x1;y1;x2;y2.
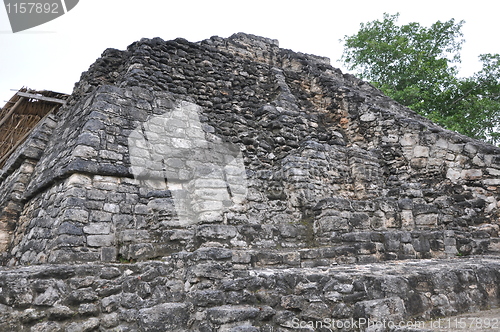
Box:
67;287;99;304
414;214;438;227
357;242;377;255
446;168;461;182
412;236;431;252
189;262;229;279
400;133;419;147
410;157;428;168
461;169;483;180
100;247;117;262
445;153;456;161
455;154;468;165
314;216;350;233
71;145;97;159
86;191;105;205
232;250;253;264
198;211;224;223
435;138;449;149
66;173;92;187
120;230;150;242
354;297;406;322
448;143;464;153
78;303;100;315
103;203;120;213
473;155;486;166
65;318;100;332
428;158;444;167
192;200;225;212
30;321;61;332
111;214;134;228
370;214;387;230
99;150;123;161
483;178;500;186
76;132;101;148
348;213;370;230
283;252;301;266
486;168;500;176
92;180;119;191
194;188;232;201
382;134;399;143
57;222;84;236
190;290;225;307
48;305;76;320
134;204;149;215
101;294;121;313
385;212;401;229
444;237;456;246
90;211;112;222
33;286;60;306
87;235;114;247
464;143;478;155
0;230;10;252
401;243;417;258
61;209;89;223
169;229;194;241
206;305;260;325
196;225;237;239
83;223;111;235
384;233;401;252
445;245;459;255
413;204;439;215
101;312;119;328
360;113;377;122
413;146;430;158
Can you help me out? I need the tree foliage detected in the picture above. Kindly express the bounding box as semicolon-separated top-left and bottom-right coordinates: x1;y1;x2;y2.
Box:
341;13;500;144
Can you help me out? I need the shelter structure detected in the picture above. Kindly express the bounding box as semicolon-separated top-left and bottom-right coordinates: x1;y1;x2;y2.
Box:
0;88;68;168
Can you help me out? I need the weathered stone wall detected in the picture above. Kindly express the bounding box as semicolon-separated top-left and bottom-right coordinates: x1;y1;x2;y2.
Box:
1;250;500;332
3;33;498;265
0;33;499;331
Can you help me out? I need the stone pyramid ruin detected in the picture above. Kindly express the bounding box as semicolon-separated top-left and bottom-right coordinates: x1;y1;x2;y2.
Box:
0;33;499;331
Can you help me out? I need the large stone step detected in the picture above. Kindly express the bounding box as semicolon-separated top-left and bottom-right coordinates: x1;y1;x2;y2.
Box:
1;251;500;331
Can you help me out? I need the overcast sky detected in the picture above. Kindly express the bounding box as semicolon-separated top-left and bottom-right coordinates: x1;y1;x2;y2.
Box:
1;0;498;107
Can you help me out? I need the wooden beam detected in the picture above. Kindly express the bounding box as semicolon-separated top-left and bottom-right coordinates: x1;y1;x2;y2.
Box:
16;91;67;105
0;97;25;128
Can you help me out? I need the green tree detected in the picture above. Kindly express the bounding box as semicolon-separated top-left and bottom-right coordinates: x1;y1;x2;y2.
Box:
340;13;500;144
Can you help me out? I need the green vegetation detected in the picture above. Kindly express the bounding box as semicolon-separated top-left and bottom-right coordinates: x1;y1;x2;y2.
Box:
118;255;136;264
340;13;500;145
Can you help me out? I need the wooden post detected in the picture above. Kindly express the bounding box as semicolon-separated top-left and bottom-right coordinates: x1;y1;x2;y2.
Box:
0;97;25;128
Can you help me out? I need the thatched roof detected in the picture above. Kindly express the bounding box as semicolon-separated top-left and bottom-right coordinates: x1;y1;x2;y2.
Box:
0;88;69;168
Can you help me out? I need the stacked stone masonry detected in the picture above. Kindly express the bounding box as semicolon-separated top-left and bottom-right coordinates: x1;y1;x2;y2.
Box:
0;33;499;331
1;253;500;331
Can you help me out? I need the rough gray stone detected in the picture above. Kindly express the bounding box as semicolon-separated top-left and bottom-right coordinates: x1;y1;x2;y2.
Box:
138;303;190;332
64;318;100;332
207;305;261;324
30;321;62;332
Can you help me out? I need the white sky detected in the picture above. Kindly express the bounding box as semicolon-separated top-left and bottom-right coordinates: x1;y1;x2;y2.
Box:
1;0;498;107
